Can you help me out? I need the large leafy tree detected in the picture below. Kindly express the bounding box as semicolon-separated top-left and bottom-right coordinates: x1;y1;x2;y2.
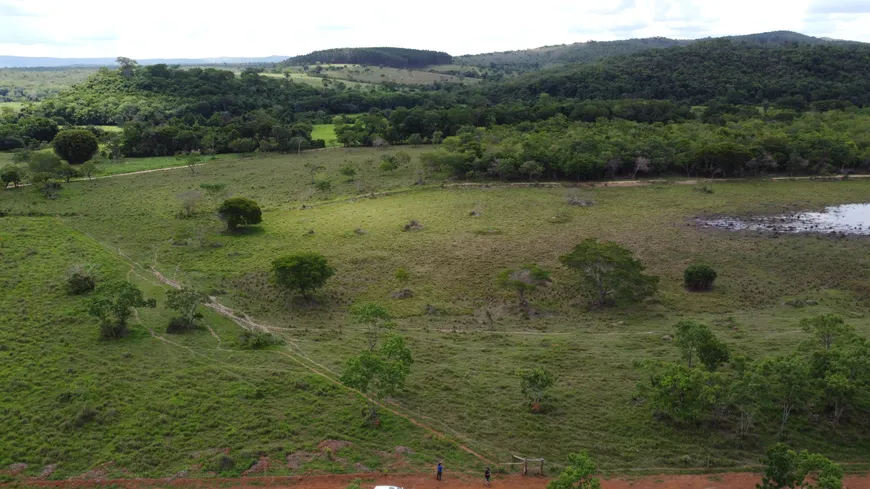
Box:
87;281;156;338
271;252;335;301
559;238;658;307
166;287;207;331
52;129;99;164
760;355;811;436
800;314;855;351
340;332;413;423
758;443;843;489
217;197;262;231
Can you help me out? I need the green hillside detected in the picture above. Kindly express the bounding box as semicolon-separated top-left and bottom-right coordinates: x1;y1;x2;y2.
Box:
283;48;452;69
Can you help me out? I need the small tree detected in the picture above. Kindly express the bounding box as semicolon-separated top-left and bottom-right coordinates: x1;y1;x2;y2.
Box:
758;443;843;489
674;320;730;370
684;264;717;291
519;160;544;181
177;190;204;218
516;367;555;412
407;133;424;147
760;355;811;436
496;264;551;309
547;451;601;489
340;332;413;424
632;156;651;180
350;302;393;350
339;163;358;181
166;287;206;333
218;197;262;231
559;239;658;307
800;314;854;351
314;176;332;192
177;150;202;175
80;161;98;179
272;252;335;301
2;168;21;188
645;362;724;423
88;281;156;338
52;129;99;164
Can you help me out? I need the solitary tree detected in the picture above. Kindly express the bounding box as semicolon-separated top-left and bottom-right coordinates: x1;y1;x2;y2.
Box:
340;332;413;424
547;451;601;489
496;264;551;309
80;161;98;179
217;197;262;231
559;239;658;307
272;252;335;301
632;156;651;180
304;162;326;183
88;281;156;338
52;129;99;164
166;287;207;332
516;367;555;412
57;162;80;183
407;133;424;147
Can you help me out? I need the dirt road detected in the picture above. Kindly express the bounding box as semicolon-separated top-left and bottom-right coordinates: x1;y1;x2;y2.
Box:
19;471;870;489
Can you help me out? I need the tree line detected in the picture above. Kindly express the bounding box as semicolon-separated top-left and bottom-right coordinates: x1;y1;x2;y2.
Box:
283;47;453;69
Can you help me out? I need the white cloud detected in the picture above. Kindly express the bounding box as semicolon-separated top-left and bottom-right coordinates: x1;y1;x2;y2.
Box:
0;0;868;59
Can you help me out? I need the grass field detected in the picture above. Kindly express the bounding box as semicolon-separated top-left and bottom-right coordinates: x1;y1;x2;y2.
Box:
2;149;870;477
312;124;339;147
282;65;474;86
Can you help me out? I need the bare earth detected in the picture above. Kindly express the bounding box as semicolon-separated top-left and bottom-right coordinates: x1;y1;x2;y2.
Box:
18;472;870;489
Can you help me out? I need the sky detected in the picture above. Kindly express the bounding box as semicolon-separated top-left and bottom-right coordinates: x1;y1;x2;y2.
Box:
1;0;870;59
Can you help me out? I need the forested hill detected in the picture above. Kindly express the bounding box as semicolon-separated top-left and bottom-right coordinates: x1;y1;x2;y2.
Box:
487;39;870;107
282;48;452;68
458;31;860;72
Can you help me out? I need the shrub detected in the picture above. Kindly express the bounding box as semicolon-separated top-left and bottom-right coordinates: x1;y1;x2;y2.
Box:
88;281;156;339
238;330;282;349
684;264;717;291
218;197;262;231
516;367;555;412
313;177;332;192
52;129;98;164
66;264;98;295
339;163;357;180
380;155;400;172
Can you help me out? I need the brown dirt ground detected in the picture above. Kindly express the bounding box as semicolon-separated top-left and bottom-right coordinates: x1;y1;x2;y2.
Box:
16;472;870;489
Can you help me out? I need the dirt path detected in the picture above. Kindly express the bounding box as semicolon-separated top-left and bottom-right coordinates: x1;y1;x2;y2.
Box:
18;471;870;489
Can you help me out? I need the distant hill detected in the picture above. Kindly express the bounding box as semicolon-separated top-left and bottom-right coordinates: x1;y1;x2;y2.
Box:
487;38;870;106
281;48;452;69
0;56;288;68
458;31;865;71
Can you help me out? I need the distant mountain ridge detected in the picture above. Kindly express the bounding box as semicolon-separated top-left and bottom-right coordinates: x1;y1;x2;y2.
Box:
0;56;289;68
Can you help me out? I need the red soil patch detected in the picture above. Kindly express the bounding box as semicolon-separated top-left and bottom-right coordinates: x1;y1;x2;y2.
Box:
18;472;870;489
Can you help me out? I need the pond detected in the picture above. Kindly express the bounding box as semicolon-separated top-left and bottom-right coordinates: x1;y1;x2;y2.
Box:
700;203;870;235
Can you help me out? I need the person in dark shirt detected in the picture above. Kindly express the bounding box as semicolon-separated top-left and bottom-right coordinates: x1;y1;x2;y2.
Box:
485;467;491;486
437;462;443;481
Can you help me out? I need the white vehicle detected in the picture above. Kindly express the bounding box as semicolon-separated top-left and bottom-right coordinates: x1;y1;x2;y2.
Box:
374;486;403;489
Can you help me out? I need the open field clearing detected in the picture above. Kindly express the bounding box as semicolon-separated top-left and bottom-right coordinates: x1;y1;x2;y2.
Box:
312;124;339;146
282;65;474;85
3;148;870;479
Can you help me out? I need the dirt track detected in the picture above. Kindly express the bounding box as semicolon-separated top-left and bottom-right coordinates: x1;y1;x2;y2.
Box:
17;472;870;489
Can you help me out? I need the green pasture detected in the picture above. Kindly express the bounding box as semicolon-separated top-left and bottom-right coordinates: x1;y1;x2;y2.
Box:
2;149;870;477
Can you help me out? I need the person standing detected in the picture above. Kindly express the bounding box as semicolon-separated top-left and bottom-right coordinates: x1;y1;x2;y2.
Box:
437;461;443;481
485;467;491;486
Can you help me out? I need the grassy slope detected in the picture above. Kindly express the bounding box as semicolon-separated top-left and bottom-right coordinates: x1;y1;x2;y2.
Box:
2;149;870;475
0;216;477;478
312;125;339;147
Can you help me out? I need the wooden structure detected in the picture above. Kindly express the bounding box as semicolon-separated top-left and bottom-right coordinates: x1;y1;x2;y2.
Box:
504;454;545;476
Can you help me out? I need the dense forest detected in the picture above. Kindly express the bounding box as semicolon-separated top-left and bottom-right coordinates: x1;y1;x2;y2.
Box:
282;48;452;69
490;40;870;106
457;31;860;73
2;34;870;168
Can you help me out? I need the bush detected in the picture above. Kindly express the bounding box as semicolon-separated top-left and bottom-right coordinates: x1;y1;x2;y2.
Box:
66;264;98;295
1;168;22;188
380;155;400;172
238;330;282;349
314;177;332;192
684;264;717;291
52;129;98;164
218;197;262;231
